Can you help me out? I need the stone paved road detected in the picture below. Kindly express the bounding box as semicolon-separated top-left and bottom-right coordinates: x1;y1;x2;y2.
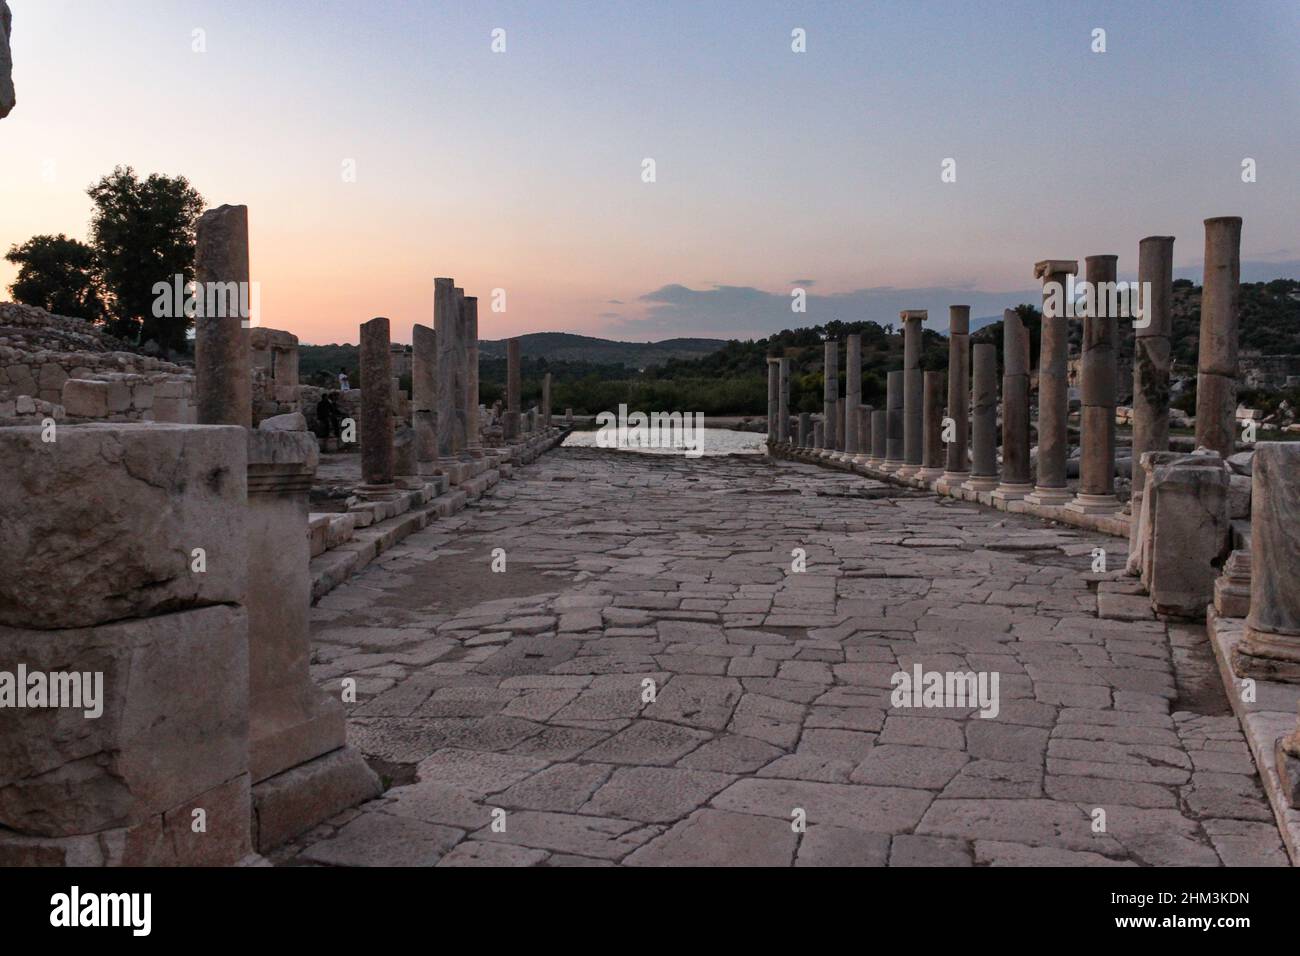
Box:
281;447;1288;866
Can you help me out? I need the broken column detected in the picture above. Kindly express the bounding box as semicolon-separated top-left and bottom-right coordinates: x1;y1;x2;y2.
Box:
843;333;862;461
1232;443;1300;681
918;370;946;483
1141;452;1230;618
869;408;887;467
964;342;1000;492
882;369;905;472
1128;235;1176;573
1026;260;1077;505
777;358;791;445
0;424;253;865
767;358;779;445
434;278;461;463
813;420;825;450
1068;254;1121;514
194;205;251;428
797;412;810;449
993;309;1033;501
1195;217;1243;458
412;323;438;475
465;297;484;456
937;306;970;491
898;310;926;478
505;337;521;441
822;338;838;457
358;317;395;496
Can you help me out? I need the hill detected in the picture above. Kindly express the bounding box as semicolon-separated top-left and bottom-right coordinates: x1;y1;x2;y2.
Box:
477;332;723;367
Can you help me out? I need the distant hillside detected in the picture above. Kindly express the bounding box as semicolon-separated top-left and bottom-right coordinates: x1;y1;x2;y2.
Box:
478;332;723;367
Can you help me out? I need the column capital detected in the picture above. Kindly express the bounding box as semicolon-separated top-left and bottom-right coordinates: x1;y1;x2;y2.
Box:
899;309;927;322
1034;259;1077;279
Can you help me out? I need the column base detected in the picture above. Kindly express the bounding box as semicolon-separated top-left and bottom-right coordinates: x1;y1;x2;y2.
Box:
1064;492;1123;515
251;746;382;852
1232;626;1300;684
851;453;871;466
864;457;883;469
879;459;904;474
991;481;1034;502
933;470;969;493
962;475;999;492
356;483;400;501
1276;736;1300;810
895;463;921;479
1214;575;1251;619
916;466;945;482
1024;485;1073;506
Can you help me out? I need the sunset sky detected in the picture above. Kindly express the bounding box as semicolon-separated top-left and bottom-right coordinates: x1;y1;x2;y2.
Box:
1;0;1297;344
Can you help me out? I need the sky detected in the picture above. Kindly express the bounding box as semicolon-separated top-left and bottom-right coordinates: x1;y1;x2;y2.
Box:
1;0;1297;345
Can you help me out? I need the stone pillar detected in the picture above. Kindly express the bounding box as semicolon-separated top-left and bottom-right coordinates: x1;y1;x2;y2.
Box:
505;337;522;441
869;409;887;466
434;278;461;463
898;310;926;478
777;358;791;445
542;370;552;431
822;339;838;457
1068;254;1122;514
194;204;251;428
938;306;970;488
0;424;255;865
1024;260;1077;505
1232;443;1300;682
1128;235;1175;573
882;369;905;472
918;370;946;482
993;309;1033;501
412;323;437;475
1143;452;1230;617
836;396;847;459
0;0;13;119
843;333;862;460
797;412;810;449
453;287;469;459
767;358;780;445
854;405;873;465
1195;217;1243;458
1214;549;1252;619
246;426;379;849
813;419;824;451
964;342;1000;491
465;297;483;456
358;317;396;495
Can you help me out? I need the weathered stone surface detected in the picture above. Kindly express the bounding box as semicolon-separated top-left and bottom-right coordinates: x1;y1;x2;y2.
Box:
1132;236;1174;462
1144;453;1230;617
1196;217;1242;456
0;1;14;119
193;204;251;427
0;423;246;629
626;809;795;866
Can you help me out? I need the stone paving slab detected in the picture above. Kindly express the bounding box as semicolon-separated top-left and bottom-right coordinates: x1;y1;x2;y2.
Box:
278;448;1288;866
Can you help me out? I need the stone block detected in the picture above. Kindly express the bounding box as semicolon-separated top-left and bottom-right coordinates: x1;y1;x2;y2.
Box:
1146;455;1230;618
0;423;247;629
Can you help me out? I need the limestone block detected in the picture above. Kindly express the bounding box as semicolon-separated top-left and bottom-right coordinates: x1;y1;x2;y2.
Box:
1228;472;1252;519
106;380;132;413
1146;455;1230;618
0;423;247;629
38;363;67;392
0;604;249;837
15;394;34;414
259;411;308;432
61;379;110;418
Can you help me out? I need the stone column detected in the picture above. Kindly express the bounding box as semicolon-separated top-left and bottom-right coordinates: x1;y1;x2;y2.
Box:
505;336;522;441
938;306;970;489
918;370;947;482
1068;254;1122;514
1232;443;1300;682
767;358;780;445
843;333;862;460
1195;217;1243;458
434;278;461;464
822;339;838;457
993;309;1033;500
542;371;552;431
869;409;887;467
453;287;469;459
898;310;926;477
836;396;847;459
797;412;810;449
0;0;13;119
777;358;791;445
411;323;437;475
964;342;1000;491
813;419;824;451
465;297;483;456
1127;236;1175;572
854;405;873;465
359;317;395;495
194;204;251;428
1025;260;1078;505
882;369;905;472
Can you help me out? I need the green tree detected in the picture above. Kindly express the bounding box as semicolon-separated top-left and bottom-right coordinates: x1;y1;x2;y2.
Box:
4;234;105;320
87;165;205;351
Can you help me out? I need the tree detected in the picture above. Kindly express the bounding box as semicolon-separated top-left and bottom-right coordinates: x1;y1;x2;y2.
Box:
87;166;204;351
5;234;105;320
